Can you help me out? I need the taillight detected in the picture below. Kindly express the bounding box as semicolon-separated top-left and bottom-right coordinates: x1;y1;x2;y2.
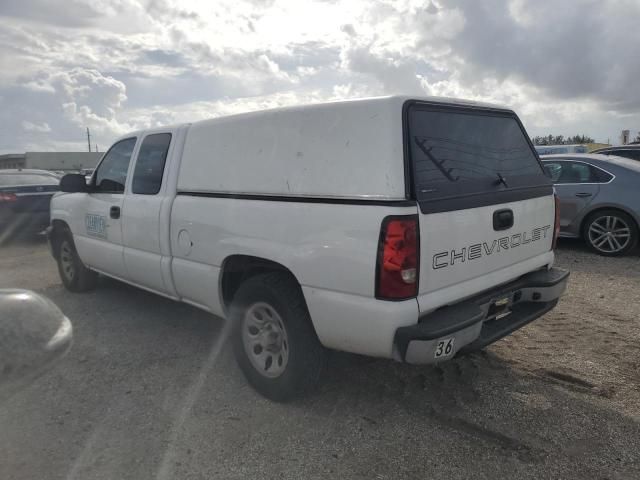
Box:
552;193;560;250
0;192;17;203
376;215;419;300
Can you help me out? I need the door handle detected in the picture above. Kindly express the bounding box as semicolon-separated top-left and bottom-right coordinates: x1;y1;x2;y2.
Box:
493;208;514;231
110;206;121;219
575;192;593;198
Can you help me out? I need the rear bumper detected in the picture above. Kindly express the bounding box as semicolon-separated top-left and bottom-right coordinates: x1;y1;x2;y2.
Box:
394;267;569;364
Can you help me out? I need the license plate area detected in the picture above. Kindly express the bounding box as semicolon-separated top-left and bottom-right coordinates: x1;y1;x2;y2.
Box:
487;295;512;320
434;338;454;359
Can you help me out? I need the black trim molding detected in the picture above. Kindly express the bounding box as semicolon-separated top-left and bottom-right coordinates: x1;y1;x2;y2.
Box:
176;191;417;207
417;185;553;214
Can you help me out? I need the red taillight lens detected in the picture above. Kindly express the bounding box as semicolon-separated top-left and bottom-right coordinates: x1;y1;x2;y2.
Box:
376;215;419;300
552;193;560;250
0;192;17;203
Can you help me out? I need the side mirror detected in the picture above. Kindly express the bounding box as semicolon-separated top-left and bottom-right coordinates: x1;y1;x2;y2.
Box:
0;290;73;402
60;173;88;193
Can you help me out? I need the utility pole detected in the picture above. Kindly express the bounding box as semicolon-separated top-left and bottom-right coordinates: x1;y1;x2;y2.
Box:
86;127;92;152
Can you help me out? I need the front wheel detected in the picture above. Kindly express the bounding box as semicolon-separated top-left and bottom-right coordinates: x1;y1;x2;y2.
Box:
584;210;638;256
230;272;327;402
55;232;98;292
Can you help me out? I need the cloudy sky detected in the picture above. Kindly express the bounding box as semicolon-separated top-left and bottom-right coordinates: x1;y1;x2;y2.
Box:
1;0;639;154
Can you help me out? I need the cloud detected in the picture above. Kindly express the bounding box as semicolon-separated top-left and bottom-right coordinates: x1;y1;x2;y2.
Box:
0;0;639;153
342;45;426;95
21;120;51;133
0;68;131;152
340;24;356;37
0;0;152;31
436;0;640;111
0;0;101;27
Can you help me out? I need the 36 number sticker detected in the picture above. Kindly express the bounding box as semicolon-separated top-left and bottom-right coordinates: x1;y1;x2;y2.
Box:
434;338;454;358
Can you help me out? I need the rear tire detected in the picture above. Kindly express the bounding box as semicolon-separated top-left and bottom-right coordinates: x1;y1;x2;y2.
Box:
55;232;98;292
583;209;638;257
230;272;327;402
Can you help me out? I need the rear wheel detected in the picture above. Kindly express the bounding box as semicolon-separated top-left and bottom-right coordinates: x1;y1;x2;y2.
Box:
583;209;638;256
55;232;98;292
230;272;327;401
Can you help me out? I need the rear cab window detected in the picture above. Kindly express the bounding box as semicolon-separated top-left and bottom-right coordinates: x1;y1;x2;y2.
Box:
132;133;172;195
406;103;552;213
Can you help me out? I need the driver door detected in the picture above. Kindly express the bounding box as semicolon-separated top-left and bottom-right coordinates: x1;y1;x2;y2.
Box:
73;137;138;279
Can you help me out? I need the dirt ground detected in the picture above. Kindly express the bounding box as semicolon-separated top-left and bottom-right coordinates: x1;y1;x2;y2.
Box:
496;239;640;418
0;236;639;479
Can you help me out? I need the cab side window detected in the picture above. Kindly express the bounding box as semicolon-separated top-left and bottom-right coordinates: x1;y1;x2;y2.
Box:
94;138;137;192
543;162;562;182
132;133;172;195
590;165;614;182
559;162;591;183
546;161;612;184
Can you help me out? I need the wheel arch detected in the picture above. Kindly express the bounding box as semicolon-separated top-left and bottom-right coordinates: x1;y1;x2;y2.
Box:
579;204;639;239
49;219;72;259
219;254;303;314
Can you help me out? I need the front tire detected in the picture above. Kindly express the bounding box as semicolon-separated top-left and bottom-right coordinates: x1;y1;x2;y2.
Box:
230;272;327;402
583;210;638;256
55;232;98;292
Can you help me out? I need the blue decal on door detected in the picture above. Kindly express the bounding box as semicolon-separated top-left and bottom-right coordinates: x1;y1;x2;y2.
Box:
85;214;107;238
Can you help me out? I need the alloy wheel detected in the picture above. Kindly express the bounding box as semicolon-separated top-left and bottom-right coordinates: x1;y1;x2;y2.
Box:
587;215;631;254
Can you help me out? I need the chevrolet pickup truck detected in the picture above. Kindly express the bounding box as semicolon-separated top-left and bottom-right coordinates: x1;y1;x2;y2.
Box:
48;96;569;401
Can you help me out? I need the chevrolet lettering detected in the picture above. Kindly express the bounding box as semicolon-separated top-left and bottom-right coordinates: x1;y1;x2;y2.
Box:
433;225;553;269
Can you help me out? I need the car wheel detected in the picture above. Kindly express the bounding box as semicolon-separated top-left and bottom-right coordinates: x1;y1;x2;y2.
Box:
55;232;98;292
230;272;327;402
584;210;638;256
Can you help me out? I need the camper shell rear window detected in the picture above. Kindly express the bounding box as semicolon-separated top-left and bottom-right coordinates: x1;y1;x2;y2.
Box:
405;102;552;213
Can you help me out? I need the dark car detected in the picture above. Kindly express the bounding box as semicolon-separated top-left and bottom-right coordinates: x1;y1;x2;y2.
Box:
0;170;60;240
591;144;640;162
541;154;640;256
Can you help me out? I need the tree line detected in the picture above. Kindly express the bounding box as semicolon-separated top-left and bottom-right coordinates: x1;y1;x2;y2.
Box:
531;134;595;145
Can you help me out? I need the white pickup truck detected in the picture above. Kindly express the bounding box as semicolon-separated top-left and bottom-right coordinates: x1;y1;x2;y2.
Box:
49;96;569;400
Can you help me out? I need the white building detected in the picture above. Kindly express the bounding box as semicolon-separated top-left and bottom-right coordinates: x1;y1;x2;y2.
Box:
0;152;103;171
620;130;640;145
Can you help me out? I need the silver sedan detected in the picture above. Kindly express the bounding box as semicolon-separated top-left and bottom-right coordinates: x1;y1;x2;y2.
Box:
541;154;640;256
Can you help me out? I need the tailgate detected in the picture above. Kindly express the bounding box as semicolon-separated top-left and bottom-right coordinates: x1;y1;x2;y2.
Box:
419;195;554;295
406;101;555;308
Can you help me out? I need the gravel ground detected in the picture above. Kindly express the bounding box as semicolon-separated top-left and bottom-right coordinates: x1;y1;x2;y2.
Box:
0;237;639;480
